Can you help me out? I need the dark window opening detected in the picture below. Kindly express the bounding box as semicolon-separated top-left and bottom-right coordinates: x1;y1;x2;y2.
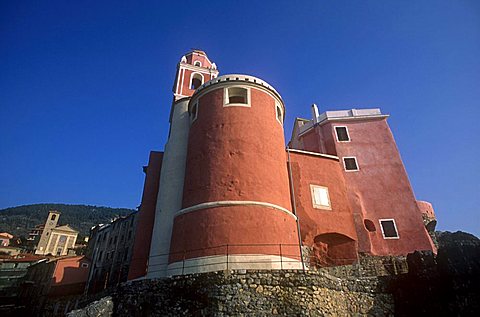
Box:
190;74;203;90
276;105;283;122
194;61;201;67
227;87;247;104
343;157;358;171
364;219;376;232
335;127;350;141
380;220;399;238
191;103;198;121
51;214;57;221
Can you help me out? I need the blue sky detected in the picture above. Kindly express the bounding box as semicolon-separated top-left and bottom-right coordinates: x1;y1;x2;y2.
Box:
1;1;479;235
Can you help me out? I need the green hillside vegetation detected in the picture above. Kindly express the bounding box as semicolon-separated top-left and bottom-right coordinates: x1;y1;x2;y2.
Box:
0;203;135;238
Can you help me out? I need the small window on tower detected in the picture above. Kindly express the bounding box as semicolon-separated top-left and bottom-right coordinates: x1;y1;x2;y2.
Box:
276;103;283;124
379;219;399;239
225;87;249;106
194;61;201;67
310;185;331;210
190;101;198;122
51;214;57;221
343;157;359;171
190;73;203;90
335;126;350;142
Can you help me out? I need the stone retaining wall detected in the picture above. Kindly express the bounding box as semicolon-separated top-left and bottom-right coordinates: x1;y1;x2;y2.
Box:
69;269;394;316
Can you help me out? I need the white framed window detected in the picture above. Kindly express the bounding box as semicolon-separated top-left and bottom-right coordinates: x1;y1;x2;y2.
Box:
190;101;198;123
190;72;204;90
275;102;283;125
335;126;350;142
194;61;202;67
379;219;399;239
343;157;359;171
310;185;331;210
224;86;251;107
81;263;89;268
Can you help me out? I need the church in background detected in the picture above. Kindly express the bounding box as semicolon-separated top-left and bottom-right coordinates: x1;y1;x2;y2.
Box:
33;211;79;256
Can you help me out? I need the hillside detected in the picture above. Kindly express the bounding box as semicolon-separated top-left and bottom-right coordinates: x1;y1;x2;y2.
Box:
0;204;135;238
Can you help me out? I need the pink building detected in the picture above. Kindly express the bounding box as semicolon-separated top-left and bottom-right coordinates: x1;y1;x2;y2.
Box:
128;50;437;279
0;232;13;246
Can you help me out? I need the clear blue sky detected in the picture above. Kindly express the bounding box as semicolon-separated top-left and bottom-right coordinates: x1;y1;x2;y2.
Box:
1;1;479;236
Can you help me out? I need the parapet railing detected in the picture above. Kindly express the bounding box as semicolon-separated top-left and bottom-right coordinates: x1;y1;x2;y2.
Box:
144;243;304;276
94;243;408;280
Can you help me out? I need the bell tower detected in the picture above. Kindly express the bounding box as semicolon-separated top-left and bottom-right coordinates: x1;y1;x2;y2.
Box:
144;50;219;278
35;210;60;255
173;49;219;100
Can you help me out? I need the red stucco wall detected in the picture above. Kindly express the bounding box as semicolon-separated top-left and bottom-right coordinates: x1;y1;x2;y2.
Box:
182;87;291;210
185;52;212;67
52;256;89;286
172;85;299;262
416;200;436;220
127;151;163;280
323;119;434;255
178;68;214;97
169;206;300;262
288;151;358;264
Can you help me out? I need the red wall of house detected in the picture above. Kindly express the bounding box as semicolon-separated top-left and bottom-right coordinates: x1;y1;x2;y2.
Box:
322;119;434;255
288;151;358;264
52;256;89;286
49;256;90;296
127;151;163;280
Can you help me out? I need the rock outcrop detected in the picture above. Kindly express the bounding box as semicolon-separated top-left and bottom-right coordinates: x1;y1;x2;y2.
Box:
389;231;480;316
68;231;480;316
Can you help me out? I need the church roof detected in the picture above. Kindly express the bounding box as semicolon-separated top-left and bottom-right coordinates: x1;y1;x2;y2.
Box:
53;225;79;234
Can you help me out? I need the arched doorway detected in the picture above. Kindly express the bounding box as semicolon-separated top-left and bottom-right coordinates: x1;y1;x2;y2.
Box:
311;233;357;267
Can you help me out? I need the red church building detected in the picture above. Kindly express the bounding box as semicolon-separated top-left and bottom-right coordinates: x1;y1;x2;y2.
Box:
127;50;437;280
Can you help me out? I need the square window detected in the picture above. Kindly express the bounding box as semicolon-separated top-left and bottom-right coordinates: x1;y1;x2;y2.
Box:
224;87;250;106
343;157;359;171
310;185;331;210
379;219;399;239
335;126;350;142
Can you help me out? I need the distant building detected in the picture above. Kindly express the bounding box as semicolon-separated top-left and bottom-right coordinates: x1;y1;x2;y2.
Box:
0;245;23;256
0;233;13;247
20;255;90;316
27;224;45;247
86;212;137;293
34;211;79;256
0;254;46;307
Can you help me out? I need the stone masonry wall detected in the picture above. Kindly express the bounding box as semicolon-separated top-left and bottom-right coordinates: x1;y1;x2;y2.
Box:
69;269;394;317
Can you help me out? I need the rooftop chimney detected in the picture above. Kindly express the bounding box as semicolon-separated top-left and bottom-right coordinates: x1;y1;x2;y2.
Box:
311;104;320;124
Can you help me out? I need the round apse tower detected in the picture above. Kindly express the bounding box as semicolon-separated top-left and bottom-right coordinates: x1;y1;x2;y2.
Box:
167;74;303;275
